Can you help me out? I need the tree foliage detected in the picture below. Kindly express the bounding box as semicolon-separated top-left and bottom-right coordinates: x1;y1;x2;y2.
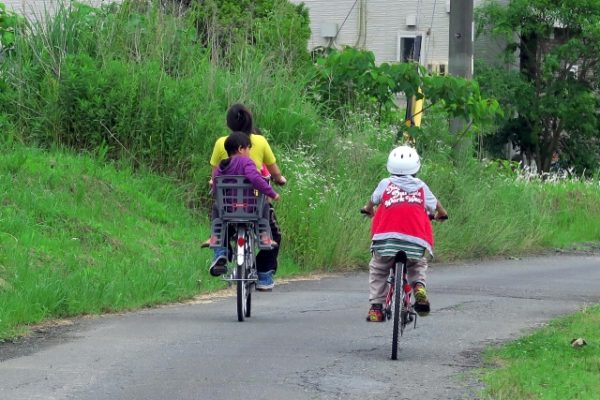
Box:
0;2;24;54
189;0;311;68
311;47;501;142
476;0;600;173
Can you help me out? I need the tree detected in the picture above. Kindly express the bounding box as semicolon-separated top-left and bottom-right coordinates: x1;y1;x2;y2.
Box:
312;47;501;141
476;0;600;173
0;2;24;56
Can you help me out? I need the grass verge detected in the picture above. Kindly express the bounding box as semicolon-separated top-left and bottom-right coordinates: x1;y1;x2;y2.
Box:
480;305;600;399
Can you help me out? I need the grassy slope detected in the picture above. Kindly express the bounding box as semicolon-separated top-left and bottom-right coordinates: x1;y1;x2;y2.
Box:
0;146;217;337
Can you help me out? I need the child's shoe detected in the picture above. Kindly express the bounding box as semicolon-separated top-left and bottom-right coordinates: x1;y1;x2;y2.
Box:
413;283;430;316
366;303;385;322
256;270;275;291
209;255;228;277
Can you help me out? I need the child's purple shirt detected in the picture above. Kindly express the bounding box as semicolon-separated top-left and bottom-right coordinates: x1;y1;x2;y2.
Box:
213;156;277;199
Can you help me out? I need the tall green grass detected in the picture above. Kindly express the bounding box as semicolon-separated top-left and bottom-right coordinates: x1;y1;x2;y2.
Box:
1;0;322;173
0;145;219;337
274;111;600;268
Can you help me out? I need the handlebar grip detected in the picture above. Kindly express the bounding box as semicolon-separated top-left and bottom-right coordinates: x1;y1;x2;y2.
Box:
428;214;449;221
360;208;371;215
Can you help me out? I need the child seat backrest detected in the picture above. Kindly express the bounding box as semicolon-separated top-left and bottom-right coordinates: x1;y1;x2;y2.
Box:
214;175;265;220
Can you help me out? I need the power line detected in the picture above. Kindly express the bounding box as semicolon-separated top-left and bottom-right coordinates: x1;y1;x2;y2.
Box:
423;0;439;65
334;0;360;41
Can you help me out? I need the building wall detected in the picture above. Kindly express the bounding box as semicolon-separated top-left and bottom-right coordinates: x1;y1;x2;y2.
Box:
292;0;452;67
6;0;55;19
4;0;110;20
293;0;511;67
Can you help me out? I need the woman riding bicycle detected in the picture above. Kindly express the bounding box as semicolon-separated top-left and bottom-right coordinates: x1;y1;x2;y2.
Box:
208;104;286;291
362;146;447;322
209;132;280;276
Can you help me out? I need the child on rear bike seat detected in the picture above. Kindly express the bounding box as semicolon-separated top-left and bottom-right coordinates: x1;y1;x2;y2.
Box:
208;131;280;277
361;145;447;322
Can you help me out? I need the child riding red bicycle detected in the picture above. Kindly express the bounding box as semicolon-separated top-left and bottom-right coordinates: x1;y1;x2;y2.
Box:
361;145;448;322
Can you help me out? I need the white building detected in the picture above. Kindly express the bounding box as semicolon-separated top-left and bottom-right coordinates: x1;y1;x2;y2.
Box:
4;0;109;19
292;0;508;69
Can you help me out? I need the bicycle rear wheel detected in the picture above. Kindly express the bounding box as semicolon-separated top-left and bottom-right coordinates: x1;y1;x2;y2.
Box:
236;229;254;321
391;262;404;360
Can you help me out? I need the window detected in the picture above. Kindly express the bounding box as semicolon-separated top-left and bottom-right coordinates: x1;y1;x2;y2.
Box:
397;32;426;63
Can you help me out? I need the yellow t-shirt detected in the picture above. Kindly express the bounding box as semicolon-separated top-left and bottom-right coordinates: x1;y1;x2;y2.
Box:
209;134;276;170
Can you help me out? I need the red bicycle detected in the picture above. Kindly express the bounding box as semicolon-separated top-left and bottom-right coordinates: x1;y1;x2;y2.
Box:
361;208;447;360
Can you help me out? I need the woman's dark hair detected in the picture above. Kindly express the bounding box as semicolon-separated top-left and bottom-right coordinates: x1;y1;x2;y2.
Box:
224;131;251;156
226;104;253;134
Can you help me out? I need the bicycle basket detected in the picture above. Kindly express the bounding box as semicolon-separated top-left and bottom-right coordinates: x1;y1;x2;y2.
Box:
214;175;266;220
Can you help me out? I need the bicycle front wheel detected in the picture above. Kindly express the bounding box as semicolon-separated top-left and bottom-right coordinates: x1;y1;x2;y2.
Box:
236;229;249;322
236;263;247;322
391;262;404;360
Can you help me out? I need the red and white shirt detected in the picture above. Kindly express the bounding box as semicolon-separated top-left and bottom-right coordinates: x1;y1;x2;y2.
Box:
370;176;437;255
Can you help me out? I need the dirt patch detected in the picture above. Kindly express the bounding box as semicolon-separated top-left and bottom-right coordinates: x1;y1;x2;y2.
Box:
182;272;338;305
0;319;79;362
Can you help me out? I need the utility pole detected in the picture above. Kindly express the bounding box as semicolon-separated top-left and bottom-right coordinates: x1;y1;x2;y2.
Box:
448;0;474;159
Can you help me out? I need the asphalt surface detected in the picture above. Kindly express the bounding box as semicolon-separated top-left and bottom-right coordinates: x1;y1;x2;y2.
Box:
1;254;599;400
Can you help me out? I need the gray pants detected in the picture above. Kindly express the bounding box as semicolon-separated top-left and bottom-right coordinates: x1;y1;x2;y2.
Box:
369;252;428;304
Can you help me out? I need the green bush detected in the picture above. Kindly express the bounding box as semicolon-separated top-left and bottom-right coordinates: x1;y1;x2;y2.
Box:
0;0;319;173
189;0;311;68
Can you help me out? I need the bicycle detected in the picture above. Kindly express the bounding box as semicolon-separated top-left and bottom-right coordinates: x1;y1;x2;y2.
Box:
210;176;274;322
361;208;447;360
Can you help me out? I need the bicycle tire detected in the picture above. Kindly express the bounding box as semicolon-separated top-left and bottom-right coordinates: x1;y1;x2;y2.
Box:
391;261;404;360
236;262;246;322
244;246;252;318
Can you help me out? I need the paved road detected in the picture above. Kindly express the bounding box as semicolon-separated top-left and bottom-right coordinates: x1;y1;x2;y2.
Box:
1;254;599;400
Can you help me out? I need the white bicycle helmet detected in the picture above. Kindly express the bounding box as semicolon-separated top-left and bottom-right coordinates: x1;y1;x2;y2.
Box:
387;145;421;175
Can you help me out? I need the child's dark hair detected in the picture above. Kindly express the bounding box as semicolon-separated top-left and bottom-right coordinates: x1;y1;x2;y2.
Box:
224;131;251;156
226;104;253;134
